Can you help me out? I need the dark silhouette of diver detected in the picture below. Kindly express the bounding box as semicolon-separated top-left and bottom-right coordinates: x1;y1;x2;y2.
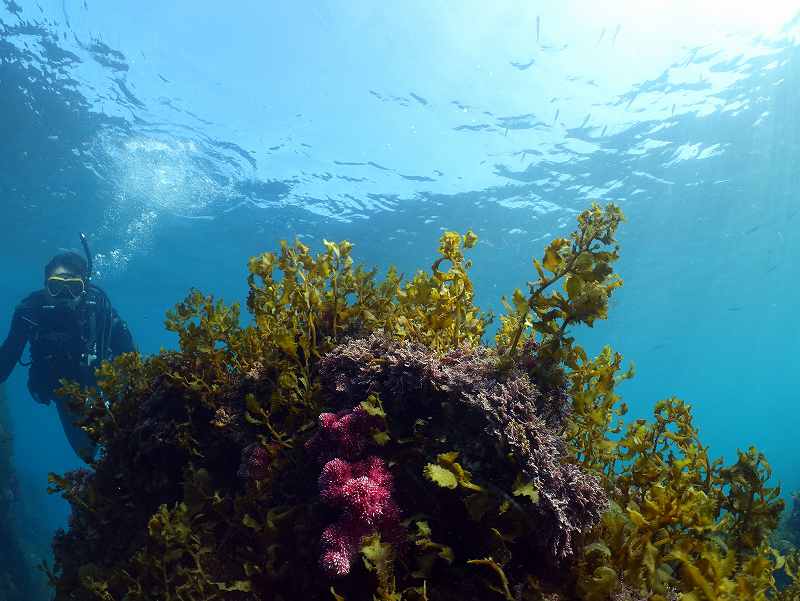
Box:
0;235;135;461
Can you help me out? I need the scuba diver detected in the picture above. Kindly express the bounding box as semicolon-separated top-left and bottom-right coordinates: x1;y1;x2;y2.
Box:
0;235;135;462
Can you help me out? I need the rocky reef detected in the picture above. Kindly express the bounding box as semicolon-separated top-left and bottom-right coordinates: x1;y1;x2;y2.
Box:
45;204;799;600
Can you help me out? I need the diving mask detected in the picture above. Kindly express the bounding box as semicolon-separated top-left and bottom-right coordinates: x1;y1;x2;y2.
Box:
46;275;85;299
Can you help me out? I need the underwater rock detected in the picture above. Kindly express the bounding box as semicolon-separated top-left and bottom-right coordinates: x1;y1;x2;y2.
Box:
318;333;608;564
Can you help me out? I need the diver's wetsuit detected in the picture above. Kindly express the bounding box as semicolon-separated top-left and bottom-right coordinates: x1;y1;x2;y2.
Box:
0;285;135;459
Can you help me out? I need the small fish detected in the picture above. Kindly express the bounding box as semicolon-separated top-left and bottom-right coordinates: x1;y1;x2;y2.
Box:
671;103;676;116
504;128;509;136
536;16;540;43
727;306;743;312
601;125;607;136
596;27;606;46
510;58;536;71
744;224;760;235
611;24;621;46
553;108;560;123
409;92;428;106
580;113;591;128
626;93;637;109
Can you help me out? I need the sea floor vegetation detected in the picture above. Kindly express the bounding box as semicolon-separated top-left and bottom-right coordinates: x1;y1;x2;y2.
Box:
1;384;52;601
44;204;800;600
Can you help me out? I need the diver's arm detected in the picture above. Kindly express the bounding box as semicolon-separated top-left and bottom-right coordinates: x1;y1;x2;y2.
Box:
0;305;30;383
108;307;135;357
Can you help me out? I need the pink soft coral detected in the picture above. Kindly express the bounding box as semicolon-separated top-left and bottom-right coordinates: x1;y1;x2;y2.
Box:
319;517;368;577
320;456;399;528
307;408;401;577
306;407;383;462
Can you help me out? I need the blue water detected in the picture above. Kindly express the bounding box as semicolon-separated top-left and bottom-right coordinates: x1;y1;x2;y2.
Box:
2;0;800;593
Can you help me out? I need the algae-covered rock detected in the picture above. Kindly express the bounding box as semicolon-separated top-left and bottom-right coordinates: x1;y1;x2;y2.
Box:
317;333;607;568
45;204;795;601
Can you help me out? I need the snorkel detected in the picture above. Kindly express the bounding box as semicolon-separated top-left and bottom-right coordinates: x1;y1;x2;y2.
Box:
78;232;106;373
79;232;93;283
